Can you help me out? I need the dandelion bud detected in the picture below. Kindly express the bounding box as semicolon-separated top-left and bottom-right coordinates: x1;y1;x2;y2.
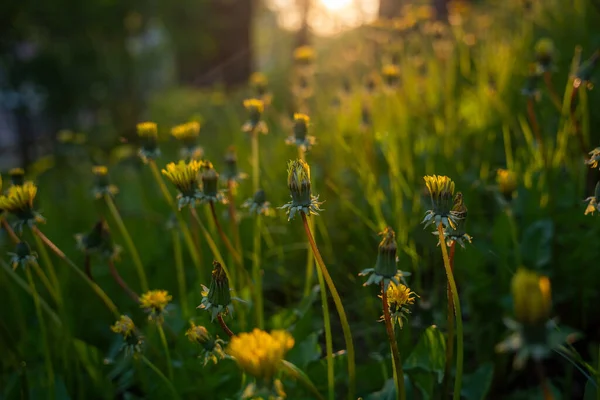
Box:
511;268;551;326
9;168;25;186
75;220;121;260
92;165;119;199
443;193;472;247
496;169;517;199
242;189;274;216
186;322;227;366
140;290;172;323
422;175;458;229
280;159;323;220
286;114;316;151
575;50;599;84
521;64;541;98
199;261;239;320
137;122;160;161
534;38;555;71
375;227;398;279
222;147;241;183
9;241;38;270
201;167;219;200
243;98;264;126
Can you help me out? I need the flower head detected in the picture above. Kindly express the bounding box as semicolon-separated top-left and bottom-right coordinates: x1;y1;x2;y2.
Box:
293;45;315;65
0;181;45;231
242;99;268;134
75;220;121;261
8;241;38;270
198;261;242;321
437;193;472;247
185;322;227;366
137;122;160;162
382;64;400;87
279;159;323;220
250;72;269;96
586;147;600;170
359;227;410;289
140;290;172;323
584;181;600;216
162;160;204;209
200;166;227;204
111;315;143;356
8;168;25;186
534;38;555;72
227;329;294;381
92;165;119;199
221;147;248;184
285;113;316;151
497;168;517;199
512;268;551;326
382;280;418;329
422;175;460;229
171;121;203;159
242;189;274;217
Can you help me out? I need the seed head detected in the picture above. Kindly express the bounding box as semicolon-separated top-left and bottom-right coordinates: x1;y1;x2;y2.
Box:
227;328;294;381
9;168;25;186
140;290;172;323
511;268;551;326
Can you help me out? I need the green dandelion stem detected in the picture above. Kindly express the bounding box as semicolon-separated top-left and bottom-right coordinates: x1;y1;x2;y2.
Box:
172;230;189;318
382;281;405;400
253;215;264;329
317;251;334;400
526;98;546;165
140;355;180;399
31;226;120;318
298;148;316;299
281;360;326;400
217;314;235;337
189;207;235;289
84;255;93;281
301;212;355;400
33;230;62;306
31;259;60;306
148;160;203;278
208;201;243;267
1;261;62;327
437;223;464;400
251;129;260;193
25;265;55;391
108;259;139;303
543;71;562;111
157;324;174;381
104;194;149;292
442;242;456;399
227;179;243;261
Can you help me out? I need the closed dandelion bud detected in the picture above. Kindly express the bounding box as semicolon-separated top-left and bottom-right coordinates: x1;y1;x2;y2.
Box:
375;227;398;278
443;193;472;247
584;181;600;216
575;50;599;85
512;269;551;326
199;261;242;320
534;38;554;71
422;175;459;229
137;122;160;161
222;147;247;184
0;181;45;231
140;290;172;323
9;168;25;186
201;167;220;200
242;189;274;216
586;147;600;170
286;113;316;151
75;220;121;260
497;169;517;199
361;106;372;130
280;159;323;220
8;241;38;270
186;322;226;366
92;165;119;199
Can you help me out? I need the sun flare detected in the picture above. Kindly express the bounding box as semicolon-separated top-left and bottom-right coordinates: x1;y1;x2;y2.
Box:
320;0;352;11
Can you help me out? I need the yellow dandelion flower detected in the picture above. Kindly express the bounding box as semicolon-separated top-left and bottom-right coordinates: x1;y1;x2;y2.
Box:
243;98;264;114
140;290;172;321
92;166;108;176
293;113;310;124
162;160;203;208
227;329;294;381
250;72;268;87
111;315;135;339
186;323;211;344
136;122;158;138
512;268;551;326
383;280;419;329
171;121;200;141
497;169;517;197
293;45;315;63
416;5;435;20
382;64;400;78
422;175;457;229
0;181;42;225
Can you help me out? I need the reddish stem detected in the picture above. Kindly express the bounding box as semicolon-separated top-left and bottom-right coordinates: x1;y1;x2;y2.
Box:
382;281;405;400
208;202;242;267
527;98;546;165
217;314;234;337
1;218;20;244
108;260;139;303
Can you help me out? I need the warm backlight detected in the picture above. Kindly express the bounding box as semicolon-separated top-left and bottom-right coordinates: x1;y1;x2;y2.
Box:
320;0;353;11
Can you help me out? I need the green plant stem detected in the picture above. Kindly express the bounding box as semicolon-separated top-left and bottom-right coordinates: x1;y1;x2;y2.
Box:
25;266;55;393
382;281;405;400
442;242;456;399
316;251;334;400
280;360;326;400
543;72;562;111
208;201;243;267
104;194;149;292
253;215;264;329
1;217;20;243
108;259;139;303
84;255;93;281
148;160;203;279
227;179;243;258
526;98;546;166
157;324;174;381
301;212;355;400
251;130;260;193
140;355;180;399
172;230;189;318
31;226;120;318
437;223;464;400
299;148;316;299
535;361;553;400
217;314;235;337
32;229;62;306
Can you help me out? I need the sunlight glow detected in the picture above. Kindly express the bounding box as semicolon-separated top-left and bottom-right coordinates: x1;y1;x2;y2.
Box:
320;0;353;11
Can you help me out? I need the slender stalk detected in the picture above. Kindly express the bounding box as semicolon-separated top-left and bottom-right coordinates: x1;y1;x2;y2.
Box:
157;324;174;381
226;179;243;256
299;148;316;298
281;360;326;400
108;260;139;302
25;266;55;393
104;195;149;292
172;230;189;318
316;253;334;400
382;281;405;400
33;231;61;301
527;98;546;165
301;212;355;400
535;361;554;400
251;130;260;193
569;86;588;159
253;215;265;329
140;355;180;399
442;242;456;399
148;160;203;278
217;314;235;337
31;226;120;318
208;202;242;266
189;207;235;289
2;218;20;243
437;223;464;400
84;255;93;281
543;72;562;111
